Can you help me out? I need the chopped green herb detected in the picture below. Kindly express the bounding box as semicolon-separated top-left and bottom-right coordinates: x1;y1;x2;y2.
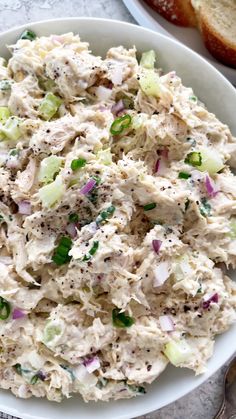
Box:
0;296;11;320
68;213;79;223
189;95;197;102
83;241;99;261
0;214;4;223
52;236;72;265
96;205;116;224
184;152;202;167
20;29;36;41
178;172;191;179
71;158;86;171
143;203;156;211
110;114;132;136
197;286;202;294
199;198;211;217
112;308;134;328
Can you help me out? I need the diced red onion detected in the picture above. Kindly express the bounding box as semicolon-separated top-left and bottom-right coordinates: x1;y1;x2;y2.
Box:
18;200;32;215
159;315;174;332
36;370;46;381
160;148;169;159
153;261;170;287
111;99;125;116
202;292;219;309
84;357;100;373
96;86;112;102
152;239;162;254
0;256;13;265
80;179;97;195
154;158;160;173
12;308;26;320
154;148;168;174
66;223;77;239
205;175;218;198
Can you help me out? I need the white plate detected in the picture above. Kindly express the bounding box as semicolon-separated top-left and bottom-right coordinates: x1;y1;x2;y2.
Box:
123;0;236;85
0;17;236;419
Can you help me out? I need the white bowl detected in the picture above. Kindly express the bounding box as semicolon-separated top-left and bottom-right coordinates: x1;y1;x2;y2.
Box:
0;17;235;419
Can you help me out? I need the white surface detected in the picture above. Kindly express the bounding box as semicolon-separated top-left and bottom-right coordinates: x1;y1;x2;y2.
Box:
0;17;236;419
123;0;236;84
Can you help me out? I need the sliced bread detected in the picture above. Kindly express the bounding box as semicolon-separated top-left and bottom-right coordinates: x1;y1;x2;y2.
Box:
193;0;236;68
143;0;197;27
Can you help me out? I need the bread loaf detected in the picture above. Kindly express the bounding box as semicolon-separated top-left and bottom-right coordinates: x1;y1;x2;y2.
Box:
194;0;236;68
143;0;197;27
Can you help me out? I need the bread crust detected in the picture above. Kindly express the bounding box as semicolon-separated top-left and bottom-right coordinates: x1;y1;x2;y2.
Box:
198;10;236;68
143;0;197;27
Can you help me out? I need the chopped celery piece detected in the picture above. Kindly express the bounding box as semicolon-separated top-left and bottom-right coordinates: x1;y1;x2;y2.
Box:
0;107;10;124
38;78;56;92
229;218;236;239
164;340;192;366
140;50;156;69
139;69;161;98
38;175;65;207
38;155;63;184
198;148;224;175
43;321;62;344
0;117;21;141
132;113;148;130
97;149;112;166
39;92;62;121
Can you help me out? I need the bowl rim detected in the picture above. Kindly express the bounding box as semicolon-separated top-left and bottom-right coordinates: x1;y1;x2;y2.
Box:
0;16;235;419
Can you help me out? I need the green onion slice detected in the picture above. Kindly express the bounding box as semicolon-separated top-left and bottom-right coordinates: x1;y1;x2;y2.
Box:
96;205;116;224
68;213;79;223
83;241;99;261
0;296;11;320
71;158;86;171
184;152;202;167
110;114;132;135
52;236;72;265
112;308;134;328
143;203;156;211
178;172;191;179
20;29;36;41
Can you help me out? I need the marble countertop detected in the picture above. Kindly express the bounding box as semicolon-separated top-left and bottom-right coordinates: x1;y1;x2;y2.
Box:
0;1;231;418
